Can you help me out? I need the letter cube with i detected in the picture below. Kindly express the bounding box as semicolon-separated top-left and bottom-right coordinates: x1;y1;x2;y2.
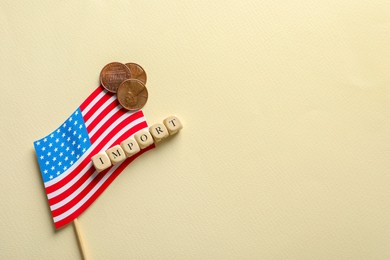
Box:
163;116;183;135
106;145;126;165
149;123;169;143
134;130;154;149
120;137;140;157
91;152;112;172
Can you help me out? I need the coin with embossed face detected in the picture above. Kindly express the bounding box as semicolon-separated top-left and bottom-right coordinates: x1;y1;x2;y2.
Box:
125;63;147;84
100;62;132;93
117;79;148;111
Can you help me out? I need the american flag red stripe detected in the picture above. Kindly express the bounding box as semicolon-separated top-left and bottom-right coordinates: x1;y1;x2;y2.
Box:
47;120;146;207
84;93;113;123
53;146;153;228
79;86;102;111
45;111;144;194
35;86;154;229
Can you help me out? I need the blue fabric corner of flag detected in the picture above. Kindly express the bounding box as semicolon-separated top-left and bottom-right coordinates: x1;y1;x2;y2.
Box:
34;108;91;182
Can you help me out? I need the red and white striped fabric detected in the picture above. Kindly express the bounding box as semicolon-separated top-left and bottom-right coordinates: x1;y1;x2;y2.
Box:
34;86;154;229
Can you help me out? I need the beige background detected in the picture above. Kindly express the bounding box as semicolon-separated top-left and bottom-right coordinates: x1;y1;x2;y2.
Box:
1;0;390;259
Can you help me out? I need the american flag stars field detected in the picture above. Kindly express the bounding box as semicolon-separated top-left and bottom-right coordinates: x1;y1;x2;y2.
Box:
35;109;91;182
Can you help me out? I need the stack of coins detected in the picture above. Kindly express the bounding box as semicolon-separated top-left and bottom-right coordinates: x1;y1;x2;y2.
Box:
99;62;148;111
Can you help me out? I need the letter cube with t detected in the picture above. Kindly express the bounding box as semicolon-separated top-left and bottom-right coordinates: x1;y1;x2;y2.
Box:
134;130;154;149
91;152;112;172
149;123;169;143
106;145;126;165
120;137;141;157
163;116;183;135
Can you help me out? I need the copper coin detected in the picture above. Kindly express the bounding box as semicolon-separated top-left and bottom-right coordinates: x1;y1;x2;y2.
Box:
125;63;147;84
117;79;148;111
100;62;132;93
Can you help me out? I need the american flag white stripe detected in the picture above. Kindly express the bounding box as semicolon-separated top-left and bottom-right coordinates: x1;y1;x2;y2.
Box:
43;91;107;188
35;86;154;228
52;114;148;225
48;112;142;201
46;113;142;198
47;162;92;199
46;111;144;200
88;106;120;138
50;116;146;211
84;96;116;127
53;145;153;228
49;118;146;222
53;162;121;222
48;116;145;202
52;127;148;217
81;89;108;116
45;109;134;188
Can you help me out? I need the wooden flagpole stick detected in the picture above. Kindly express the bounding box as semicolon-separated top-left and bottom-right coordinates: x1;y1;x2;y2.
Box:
73;218;89;260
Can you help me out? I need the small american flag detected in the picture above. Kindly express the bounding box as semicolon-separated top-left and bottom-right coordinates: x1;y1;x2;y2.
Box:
34;86;154;229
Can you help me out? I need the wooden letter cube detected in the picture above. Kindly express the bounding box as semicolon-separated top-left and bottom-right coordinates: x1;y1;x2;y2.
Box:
91;152;112;172
149;123;169;143
106;145;126;165
134;130;154;149
120;137;141;157
163;116;183;135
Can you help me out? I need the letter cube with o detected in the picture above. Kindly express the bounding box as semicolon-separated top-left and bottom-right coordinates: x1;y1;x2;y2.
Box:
134;130;154;149
91;152;112;172
106;145;126;165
